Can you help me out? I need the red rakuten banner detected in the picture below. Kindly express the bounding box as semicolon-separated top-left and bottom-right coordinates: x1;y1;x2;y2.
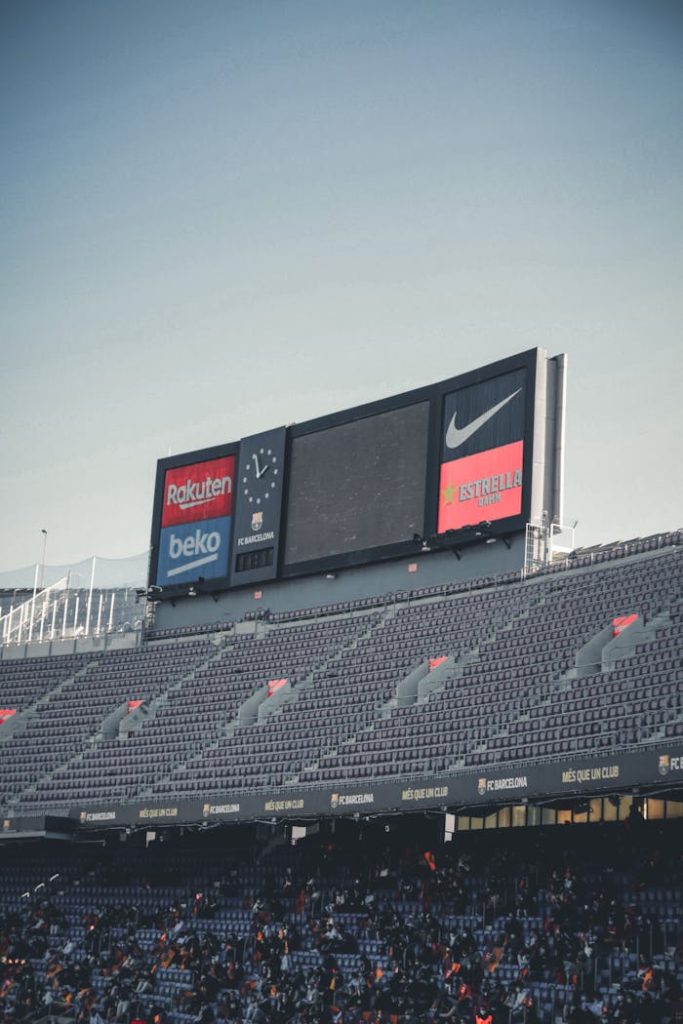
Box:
162;456;235;527
438;441;523;533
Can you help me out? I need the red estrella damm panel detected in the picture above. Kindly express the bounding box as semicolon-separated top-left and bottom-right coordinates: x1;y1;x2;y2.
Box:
437;441;524;533
161;456;235;528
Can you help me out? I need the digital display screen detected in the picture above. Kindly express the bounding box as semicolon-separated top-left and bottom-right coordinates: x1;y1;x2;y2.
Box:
235;548;274;573
284;402;430;565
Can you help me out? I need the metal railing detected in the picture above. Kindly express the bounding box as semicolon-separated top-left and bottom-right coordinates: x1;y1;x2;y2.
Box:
0;576;69;645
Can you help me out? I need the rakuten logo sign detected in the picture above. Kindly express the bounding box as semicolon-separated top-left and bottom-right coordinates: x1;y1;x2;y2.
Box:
167;476;230;510
156;517;231;585
162;456;235;527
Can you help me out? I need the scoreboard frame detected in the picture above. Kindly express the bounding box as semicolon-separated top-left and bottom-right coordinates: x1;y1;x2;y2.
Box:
148;349;553;597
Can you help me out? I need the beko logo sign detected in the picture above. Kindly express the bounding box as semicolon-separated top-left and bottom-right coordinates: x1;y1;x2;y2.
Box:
162;456;235;527
157;518;231;583
167;528;222;577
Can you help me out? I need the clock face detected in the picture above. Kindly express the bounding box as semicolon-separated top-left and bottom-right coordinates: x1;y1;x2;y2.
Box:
242;447;279;505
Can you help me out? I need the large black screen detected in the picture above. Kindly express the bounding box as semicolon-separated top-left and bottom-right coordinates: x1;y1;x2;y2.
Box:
284;401;430;565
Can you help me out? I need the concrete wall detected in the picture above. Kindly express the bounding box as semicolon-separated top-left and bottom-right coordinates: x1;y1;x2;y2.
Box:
152;531;525;630
0;631;140;661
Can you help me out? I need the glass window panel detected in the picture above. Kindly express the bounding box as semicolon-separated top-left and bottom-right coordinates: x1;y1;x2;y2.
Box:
512;805;527;828
645;798;665;820
498;807;511;828
619;796;633;820
603;797;618;822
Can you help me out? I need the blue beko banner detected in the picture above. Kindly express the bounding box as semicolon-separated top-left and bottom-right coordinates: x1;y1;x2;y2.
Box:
157;516;232;585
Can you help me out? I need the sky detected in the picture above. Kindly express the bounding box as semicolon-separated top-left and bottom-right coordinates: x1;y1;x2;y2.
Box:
1;0;682;575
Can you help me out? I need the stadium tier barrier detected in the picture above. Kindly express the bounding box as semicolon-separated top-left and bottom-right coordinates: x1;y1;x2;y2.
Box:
0;531;680;819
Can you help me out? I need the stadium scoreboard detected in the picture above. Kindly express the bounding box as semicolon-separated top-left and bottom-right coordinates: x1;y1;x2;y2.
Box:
284;401;430;566
148;348;566;595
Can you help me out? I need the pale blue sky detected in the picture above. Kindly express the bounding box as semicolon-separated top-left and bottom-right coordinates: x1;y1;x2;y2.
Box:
1;0;682;570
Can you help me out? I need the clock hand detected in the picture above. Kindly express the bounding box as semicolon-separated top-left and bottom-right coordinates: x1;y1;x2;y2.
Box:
256;462;270;479
251;453;262;476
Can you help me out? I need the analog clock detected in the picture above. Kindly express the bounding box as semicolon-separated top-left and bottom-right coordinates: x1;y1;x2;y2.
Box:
242;448;279;505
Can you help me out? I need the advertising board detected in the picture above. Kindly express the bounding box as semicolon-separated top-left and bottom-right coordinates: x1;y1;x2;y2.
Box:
437;368;527;532
151;451;236;588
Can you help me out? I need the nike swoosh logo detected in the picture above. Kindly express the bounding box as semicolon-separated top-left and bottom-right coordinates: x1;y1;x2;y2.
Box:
445;388;522;450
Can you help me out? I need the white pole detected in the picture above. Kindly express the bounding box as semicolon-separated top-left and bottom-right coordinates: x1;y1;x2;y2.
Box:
51;600;58;640
73;595;80;635
28;563;39;642
39;599;46;643
39;529;48;589
108;593;115;631
62;594;69;638
85;557;96;636
96;593;104;634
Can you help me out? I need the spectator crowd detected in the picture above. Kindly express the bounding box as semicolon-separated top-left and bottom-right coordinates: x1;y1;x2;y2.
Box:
0;817;681;1024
